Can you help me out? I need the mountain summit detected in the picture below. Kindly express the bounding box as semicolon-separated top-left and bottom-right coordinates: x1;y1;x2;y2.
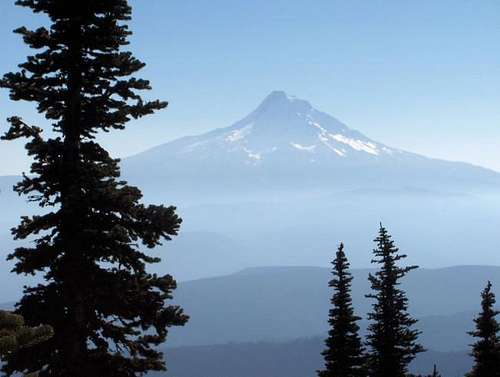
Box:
123;91;500;194
216;90;397;164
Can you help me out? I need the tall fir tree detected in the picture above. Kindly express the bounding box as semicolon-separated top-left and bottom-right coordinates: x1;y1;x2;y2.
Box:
0;1;188;376
365;224;424;377
318;243;366;377
467;281;500;377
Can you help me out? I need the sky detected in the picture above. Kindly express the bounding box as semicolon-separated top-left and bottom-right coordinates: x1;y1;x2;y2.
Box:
0;0;500;175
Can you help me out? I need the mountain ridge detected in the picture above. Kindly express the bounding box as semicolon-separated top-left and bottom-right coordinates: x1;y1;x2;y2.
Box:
165;265;500;348
159;339;471;377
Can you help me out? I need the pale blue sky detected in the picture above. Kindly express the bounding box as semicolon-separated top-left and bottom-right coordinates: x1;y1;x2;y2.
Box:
1;0;500;175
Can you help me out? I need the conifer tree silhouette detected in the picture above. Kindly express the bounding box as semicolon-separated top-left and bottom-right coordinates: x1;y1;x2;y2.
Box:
430;364;441;377
1;1;187;375
318;243;366;377
467;281;500;377
366;224;423;377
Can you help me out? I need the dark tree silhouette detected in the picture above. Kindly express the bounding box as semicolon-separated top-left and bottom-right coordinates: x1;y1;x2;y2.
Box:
0;1;187;376
412;365;442;377
430;365;441;377
365;224;424;377
0;311;52;359
467;281;500;377
318;243;366;377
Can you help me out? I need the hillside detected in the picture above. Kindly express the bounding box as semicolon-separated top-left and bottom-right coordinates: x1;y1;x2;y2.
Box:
157;338;471;377
166;265;497;351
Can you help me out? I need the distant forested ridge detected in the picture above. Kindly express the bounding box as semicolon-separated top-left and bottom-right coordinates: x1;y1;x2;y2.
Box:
157;338;471;377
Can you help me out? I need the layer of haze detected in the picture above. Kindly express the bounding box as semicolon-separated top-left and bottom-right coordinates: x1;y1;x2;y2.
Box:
1;0;500;175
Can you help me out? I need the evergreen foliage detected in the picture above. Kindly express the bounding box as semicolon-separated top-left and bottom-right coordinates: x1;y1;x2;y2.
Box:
365;224;424;377
0;311;53;359
0;1;188;376
467;281;500;377
318;243;366;377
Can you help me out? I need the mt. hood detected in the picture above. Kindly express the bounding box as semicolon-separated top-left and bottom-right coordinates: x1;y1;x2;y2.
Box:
123;91;500;195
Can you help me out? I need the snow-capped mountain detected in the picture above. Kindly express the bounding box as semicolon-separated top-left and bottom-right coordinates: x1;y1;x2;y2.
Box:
123;91;500;195
130;91;400;165
179;90;400;163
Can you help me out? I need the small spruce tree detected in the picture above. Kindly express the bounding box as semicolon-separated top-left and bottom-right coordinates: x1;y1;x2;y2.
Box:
467;281;500;377
318;243;366;377
365;224;424;377
411;365;441;377
1;1;188;376
430;365;441;377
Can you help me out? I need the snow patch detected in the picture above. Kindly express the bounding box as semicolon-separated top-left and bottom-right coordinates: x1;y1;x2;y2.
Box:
290;142;316;152
311;123;380;156
243;147;262;161
330;134;379;155
333;148;346;157
225;123;253;143
318;134;345;157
